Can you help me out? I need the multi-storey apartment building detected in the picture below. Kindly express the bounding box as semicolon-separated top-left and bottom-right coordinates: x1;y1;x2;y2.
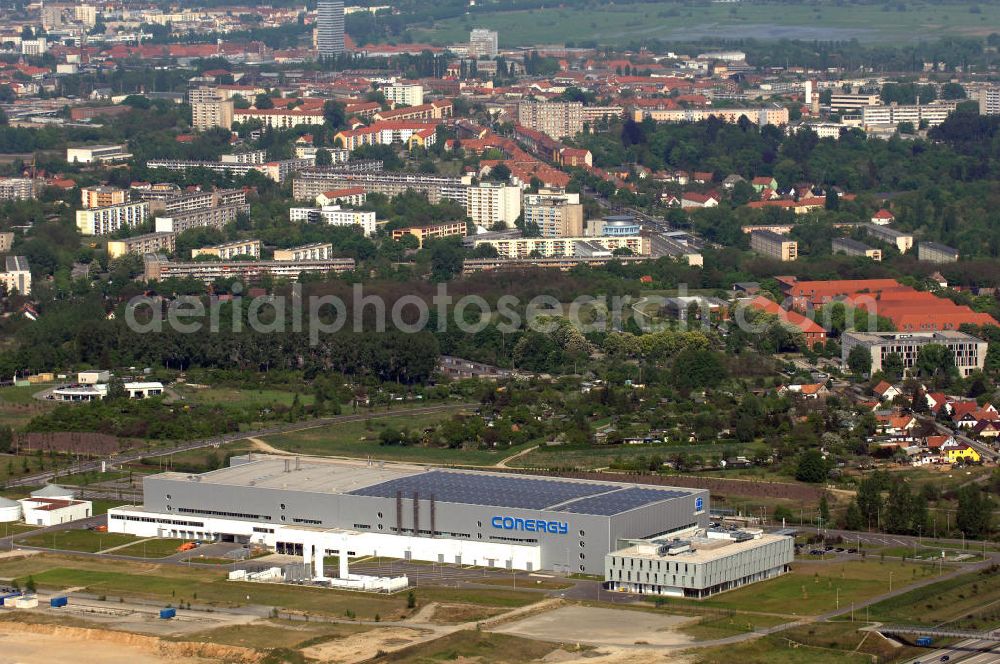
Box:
750;230;797;261
918;241;960;264
828;93;880;113
842;331;986;377
144;255;355;284
191;239;262;260
289;206;377;235
315;0;346;57
0;256;30;295
518;101;584;139
633;106;789;126
861;102;959;128
107;232;177;259
391;222;467;247
523;190;583;237
0;178;37;201
0;233;13;253
76;201;150;236
865;223;913;254
192;98;235;131
154;204;249;234
832;237;882;261
383;83;424;107
293;172;471;205
474;235;647;259
81;185;127;209
334;122;438;151
234;107;326;130
469;29;499;58
466;183;521;228
273;243;334;261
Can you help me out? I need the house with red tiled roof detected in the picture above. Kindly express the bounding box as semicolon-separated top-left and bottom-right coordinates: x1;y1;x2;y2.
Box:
778;383;829;399
873;381;902;402
875;413;916;437
751;176;778;192
973;419;1000;438
680;192;720;209
746;296;827;348
871;209;895;225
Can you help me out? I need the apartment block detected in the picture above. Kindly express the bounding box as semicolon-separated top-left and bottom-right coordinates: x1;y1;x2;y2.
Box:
391;222;467;247
918;241;959;264
976;87;1000;116
633;106;789;127
192;98;235;131
0;256;30;295
829;93;880;113
0;232;12;253
517;101;584;139
81;185;127;209
384;83;424;107
469;28;498;58
832;237;882;261
334;122;438;151
76;202;150;236
107;232;177;259
0;178;37;201
66;144;132;164
192;239;262;260
144;255;355;284
861;102;960;128
154;204;249;234
289;206;377;236
523;190;583;237
234;107;326;129
152;189;246;216
842;330;986;378
273;243;334;261
750;230;797;261
293;172;471;205
315;187;366;207
466;183;521;228
865;223;913;253
475;235;647;259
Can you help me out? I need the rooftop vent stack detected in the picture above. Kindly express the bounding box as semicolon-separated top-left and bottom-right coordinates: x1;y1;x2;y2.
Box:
295;456;301;471
284;458;291;473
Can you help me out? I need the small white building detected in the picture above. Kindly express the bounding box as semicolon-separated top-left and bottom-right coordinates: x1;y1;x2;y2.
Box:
20;486;92;526
0;497;22;523
78;370;110;385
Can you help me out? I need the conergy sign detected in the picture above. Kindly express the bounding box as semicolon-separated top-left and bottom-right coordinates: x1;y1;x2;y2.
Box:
491;516;569;534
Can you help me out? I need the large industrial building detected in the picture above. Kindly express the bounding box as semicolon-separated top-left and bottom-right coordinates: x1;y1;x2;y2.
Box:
110;456;711;576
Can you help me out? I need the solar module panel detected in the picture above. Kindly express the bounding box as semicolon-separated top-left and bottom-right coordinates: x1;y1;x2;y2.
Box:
348;471;688;515
555;487;689;516
348;470;612;509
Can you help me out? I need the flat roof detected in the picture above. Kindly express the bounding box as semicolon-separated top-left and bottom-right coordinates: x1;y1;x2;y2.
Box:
613;533;789;564
155;456;699;516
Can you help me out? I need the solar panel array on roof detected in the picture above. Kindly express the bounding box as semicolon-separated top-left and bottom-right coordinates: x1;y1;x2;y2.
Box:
347;470;613;510
555;487;688;516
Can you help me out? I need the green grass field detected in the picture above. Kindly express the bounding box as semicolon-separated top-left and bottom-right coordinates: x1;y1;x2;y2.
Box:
111;538;190;558
0;383;55;429
688;632;876;664
172;385;317;408
864;567;1000;629
18;530;139;553
260;409;533;465
513;442;755;471
408;0;1000;46
662;560;943;616
177;619;372;650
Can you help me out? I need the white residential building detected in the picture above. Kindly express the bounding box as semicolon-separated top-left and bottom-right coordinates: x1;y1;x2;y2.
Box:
466;183;521;229
76;201;150;236
290;205;377;235
384;83;424;107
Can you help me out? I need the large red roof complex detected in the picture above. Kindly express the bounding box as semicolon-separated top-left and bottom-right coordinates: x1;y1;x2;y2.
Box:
747;296;827;347
777;278;998;332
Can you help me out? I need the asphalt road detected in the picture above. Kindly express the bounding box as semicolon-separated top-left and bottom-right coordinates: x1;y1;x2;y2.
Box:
7;401;474;489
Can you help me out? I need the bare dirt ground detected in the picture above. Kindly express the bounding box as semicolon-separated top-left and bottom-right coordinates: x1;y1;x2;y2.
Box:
491;605;698;648
0;621;258;663
300;626;436;663
246;437;291;455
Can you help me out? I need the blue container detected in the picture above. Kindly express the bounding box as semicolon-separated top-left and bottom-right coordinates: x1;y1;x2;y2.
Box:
50;596;68;608
159;607;176;619
0;592;21;606
916;636;933;647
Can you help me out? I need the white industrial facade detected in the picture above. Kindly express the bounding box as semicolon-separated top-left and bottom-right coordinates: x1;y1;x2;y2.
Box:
109;456;709;575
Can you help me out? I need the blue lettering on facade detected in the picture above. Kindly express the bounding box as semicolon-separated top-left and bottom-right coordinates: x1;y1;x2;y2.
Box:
695;497;704;512
491;516;569;534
